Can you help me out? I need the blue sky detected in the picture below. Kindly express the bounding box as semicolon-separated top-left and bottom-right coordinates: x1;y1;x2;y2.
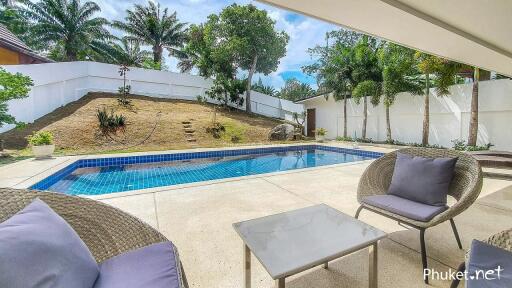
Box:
95;0;338;90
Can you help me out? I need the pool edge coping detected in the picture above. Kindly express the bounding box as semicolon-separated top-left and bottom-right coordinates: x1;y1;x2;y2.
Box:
12;142;388;194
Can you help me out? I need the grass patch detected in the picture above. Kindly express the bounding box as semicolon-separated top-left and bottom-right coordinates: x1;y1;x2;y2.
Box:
220;121;246;143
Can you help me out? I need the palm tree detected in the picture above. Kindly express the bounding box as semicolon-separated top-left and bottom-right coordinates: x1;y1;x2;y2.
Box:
467;67;480;146
352;80;381;139
379;43;423;143
92;38;151;67
113;1;187;65
21;0;111;61
351;36;382;140
276;78;315;101
252;78;276;96
416;52;460;145
325;44;355;138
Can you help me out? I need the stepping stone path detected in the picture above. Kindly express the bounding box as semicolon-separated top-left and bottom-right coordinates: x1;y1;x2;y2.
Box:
182;120;197;144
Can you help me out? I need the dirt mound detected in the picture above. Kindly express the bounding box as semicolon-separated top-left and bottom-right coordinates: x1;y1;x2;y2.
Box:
1;92;285;155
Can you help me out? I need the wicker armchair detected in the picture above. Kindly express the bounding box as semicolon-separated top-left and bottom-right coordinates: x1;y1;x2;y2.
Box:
355;148;483;284
0;188;188;288
451;228;512;288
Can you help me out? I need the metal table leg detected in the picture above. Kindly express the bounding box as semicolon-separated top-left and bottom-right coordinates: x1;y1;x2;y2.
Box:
369;242;378;288
275;278;285;288
244;244;251;288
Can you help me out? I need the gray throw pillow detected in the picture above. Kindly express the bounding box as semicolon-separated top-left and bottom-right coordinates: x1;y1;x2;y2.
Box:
388;152;458;206
94;241;181;288
0;198;99;288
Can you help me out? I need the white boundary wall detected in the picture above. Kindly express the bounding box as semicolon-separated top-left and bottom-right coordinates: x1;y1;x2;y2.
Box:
1;61;303;133
302;79;512;151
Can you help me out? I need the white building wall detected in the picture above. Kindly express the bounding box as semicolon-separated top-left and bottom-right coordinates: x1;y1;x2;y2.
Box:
303;79;512;151
1;62;302;133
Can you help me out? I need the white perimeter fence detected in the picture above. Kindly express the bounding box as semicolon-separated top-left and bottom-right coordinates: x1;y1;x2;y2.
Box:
303;79;512;151
1;61;304;133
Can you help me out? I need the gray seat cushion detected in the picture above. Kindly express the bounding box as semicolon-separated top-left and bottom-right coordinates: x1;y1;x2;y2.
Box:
388;152;458;206
0;198;99;288
362;195;448;222
467;240;512;288
94;241;181;288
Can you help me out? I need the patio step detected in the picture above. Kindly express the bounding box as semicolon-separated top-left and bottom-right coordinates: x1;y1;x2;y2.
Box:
482;167;512;180
184;129;195;133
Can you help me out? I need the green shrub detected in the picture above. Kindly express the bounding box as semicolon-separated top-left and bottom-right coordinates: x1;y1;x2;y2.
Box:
315;128;327;136
206;122;225;139
336;136;374;143
27;131;54;146
97;108;126;135
196;95;207;103
336;136;353;141
452;139;492;151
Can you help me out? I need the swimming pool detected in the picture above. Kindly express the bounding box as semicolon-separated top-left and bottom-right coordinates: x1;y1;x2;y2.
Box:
30;145;383;195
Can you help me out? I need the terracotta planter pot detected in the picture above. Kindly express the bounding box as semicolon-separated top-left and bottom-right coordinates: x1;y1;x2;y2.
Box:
32;144;55;159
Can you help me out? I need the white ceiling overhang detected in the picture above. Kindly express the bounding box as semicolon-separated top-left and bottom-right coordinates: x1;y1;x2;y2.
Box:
258;0;512;76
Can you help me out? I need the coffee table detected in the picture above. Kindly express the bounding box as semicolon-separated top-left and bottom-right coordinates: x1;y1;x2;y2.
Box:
233;204;387;288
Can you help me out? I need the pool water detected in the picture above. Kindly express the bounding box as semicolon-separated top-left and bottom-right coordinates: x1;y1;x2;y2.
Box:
32;146;381;195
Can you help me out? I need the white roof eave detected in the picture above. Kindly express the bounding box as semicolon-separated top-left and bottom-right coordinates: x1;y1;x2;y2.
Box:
258;0;512;77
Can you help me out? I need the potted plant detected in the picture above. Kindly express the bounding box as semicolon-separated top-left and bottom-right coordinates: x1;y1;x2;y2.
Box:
28;131;55;159
315;128;327;142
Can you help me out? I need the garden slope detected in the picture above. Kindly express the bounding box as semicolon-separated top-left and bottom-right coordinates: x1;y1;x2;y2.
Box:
1;92;284;155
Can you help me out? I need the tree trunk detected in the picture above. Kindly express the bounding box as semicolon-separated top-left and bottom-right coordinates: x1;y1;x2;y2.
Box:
245;55;258;113
386;105;392;143
65;42;77;61
422;73;430;146
362;96;368;139
153;45;163;64
343;96;347;138
468;67;479;146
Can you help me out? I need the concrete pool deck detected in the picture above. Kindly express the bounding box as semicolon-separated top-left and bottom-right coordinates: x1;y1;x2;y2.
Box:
1;142;511;287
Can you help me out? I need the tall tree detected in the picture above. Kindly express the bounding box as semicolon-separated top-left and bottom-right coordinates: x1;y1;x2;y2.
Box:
216;4;288;113
352;80;381;139
303;29;363;138
113;1;187;65
20;0;111;61
468;67;480;146
276;78;315;101
415;52;460;145
351;36;382;139
378;43;423;143
183;19;243;106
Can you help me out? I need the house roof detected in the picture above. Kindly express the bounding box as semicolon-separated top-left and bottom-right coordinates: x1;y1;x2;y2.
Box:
295;92;333;103
0;24;53;63
257;0;512;77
